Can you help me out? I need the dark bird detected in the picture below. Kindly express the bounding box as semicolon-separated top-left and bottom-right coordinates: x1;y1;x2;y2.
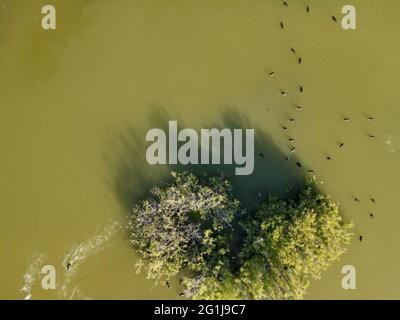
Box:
288;138;295;142
283;1;288;7
179;292;185;296
369;134;376;138
300;86;304;93
282;126;288;130
369;213;375;219
332;16;337;22
269;71;275;77
296;162;302;168
290;48;296;54
359;235;363;242
368;116;375;121
259;152;265;158
339;142;345;148
326;156;332;161
354;197;360;202
166;281;171;288
306;5;310;12
344;117;351;122
298;57;302;64
67;263;71;270
284;156;290;162
296;105;303;110
290;147;296;153
371;198;376;204
280;21;284;29
289;118;295;122
281;90;287;96
308;169;314;173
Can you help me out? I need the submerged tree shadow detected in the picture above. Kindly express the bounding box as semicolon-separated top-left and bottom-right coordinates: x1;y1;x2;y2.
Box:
104;107;177;211
172;108;307;211
105;106;308;213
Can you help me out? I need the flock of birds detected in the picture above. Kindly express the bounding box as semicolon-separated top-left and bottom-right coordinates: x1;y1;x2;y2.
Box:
260;1;379;243
165;2;378;292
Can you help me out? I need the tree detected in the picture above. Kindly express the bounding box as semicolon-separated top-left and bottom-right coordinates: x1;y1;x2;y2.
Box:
241;178;353;299
129;173;353;300
127;172;243;282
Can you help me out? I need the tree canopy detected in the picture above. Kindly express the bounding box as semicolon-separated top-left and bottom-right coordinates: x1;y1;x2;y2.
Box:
128;172;352;299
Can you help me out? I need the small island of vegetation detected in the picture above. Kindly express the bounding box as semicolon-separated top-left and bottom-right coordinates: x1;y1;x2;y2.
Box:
127;172;352;299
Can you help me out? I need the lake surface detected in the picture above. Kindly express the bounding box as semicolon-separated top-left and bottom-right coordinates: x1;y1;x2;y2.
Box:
1;0;400;299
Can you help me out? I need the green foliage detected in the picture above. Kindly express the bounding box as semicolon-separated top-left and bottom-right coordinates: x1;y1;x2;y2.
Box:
127;172;243;282
240;179;353;299
128;173;353;300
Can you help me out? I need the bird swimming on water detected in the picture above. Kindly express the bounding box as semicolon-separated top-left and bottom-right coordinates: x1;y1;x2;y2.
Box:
369;213;375;219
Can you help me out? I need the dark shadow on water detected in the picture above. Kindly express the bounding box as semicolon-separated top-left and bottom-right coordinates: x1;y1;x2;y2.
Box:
104;107;178;211
172;109;306;211
105;106;308;213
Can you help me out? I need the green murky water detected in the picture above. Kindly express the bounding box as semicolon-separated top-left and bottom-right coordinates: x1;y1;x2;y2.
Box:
1;0;400;299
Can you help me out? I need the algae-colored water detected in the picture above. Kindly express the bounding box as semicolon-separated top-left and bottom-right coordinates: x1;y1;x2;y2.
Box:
1;0;400;299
